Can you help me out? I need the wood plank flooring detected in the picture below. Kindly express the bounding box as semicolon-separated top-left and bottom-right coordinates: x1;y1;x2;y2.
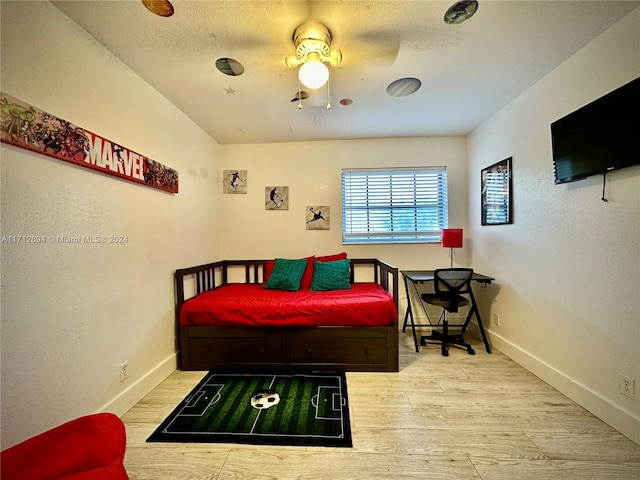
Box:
121;334;640;479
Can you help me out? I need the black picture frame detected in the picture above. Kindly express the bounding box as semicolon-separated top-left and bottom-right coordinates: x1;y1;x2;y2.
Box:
481;157;513;225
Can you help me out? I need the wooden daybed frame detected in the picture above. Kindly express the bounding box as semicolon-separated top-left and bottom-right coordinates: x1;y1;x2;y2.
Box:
175;258;399;372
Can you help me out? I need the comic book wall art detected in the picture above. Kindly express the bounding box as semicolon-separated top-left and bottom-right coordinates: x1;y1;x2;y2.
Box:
0;92;178;194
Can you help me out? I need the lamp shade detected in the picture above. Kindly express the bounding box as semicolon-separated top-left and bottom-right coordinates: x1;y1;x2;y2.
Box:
442;228;463;248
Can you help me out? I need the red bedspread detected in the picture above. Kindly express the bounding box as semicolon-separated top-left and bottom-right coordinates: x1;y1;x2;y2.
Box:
179;283;397;327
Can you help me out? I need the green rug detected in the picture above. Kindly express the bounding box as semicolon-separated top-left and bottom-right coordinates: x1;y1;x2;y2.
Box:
147;372;352;447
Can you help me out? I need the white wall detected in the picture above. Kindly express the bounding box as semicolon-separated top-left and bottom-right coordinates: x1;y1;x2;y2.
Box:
218;137;468;270
468;7;640;443
0;2;221;448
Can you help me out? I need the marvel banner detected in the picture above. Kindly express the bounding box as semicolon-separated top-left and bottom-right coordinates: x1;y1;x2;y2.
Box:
0;92;178;194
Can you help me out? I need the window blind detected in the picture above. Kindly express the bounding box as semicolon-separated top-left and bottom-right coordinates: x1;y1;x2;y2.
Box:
482;170;510;224
341;167;448;244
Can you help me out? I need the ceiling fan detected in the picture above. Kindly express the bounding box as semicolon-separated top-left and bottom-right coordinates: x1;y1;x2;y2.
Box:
281;1;478;104
284;21;343;90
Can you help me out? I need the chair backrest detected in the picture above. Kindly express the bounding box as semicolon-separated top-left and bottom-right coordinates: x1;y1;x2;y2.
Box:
433;268;473;295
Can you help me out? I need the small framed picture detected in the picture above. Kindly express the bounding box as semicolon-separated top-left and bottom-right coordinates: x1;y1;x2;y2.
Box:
265;186;289;210
306;206;330;230
223;170;247;194
481;157;513;225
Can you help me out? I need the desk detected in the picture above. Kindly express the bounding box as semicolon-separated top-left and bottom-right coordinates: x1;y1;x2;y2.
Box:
401;270;494;354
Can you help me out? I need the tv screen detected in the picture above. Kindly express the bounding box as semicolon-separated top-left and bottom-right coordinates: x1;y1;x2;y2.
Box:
551;77;640;185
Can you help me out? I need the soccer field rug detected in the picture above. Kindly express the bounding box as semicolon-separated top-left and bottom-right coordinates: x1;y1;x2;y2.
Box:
147;371;352;447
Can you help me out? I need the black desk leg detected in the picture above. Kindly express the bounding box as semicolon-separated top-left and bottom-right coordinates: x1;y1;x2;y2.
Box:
402;307;409;332
465;289;491;354
402;276;420;353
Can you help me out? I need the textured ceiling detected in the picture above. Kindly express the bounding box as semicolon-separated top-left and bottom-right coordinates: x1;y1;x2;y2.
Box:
51;0;639;144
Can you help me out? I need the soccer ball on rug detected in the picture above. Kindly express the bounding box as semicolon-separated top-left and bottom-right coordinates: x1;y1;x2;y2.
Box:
250;391;280;410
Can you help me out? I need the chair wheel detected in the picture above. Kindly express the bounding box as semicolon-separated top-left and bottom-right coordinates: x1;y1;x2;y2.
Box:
468;347;476;355
420;339;426;346
442;350;449;357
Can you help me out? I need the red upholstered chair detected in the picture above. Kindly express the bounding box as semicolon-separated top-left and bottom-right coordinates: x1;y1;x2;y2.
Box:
1;412;129;480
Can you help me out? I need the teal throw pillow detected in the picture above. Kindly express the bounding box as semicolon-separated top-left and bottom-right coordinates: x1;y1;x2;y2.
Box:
264;258;308;291
310;259;352;291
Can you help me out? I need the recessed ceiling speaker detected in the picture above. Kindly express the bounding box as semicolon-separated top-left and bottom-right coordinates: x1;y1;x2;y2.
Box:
444;0;479;25
387;78;422;97
215;58;244;76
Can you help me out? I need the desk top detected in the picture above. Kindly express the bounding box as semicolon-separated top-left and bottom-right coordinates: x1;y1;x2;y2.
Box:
401;270;495;284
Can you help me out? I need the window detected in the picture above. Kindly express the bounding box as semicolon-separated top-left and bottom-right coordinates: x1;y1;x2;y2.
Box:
341;167;448;244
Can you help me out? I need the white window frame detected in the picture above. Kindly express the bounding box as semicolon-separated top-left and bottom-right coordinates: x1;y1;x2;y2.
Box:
341;167;448;244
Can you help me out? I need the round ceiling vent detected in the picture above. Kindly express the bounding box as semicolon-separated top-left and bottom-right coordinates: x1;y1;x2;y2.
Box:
386;78;421;97
215;58;245;76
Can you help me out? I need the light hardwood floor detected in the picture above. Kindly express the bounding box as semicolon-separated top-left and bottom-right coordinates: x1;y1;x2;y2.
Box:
122;333;640;479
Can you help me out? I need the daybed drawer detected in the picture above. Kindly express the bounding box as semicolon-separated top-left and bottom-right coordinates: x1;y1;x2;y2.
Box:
188;337;284;364
290;337;388;365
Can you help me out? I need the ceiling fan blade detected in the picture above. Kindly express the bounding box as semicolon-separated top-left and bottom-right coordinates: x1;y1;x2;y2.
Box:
141;0;174;17
339;28;401;67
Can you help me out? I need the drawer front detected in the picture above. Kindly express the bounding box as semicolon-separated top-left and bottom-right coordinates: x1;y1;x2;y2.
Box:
290;337;388;365
188;337;284;364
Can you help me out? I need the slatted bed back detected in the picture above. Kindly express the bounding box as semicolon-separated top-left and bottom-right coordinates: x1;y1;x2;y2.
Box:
174;261;221;312
222;260;265;285
195;267;216;294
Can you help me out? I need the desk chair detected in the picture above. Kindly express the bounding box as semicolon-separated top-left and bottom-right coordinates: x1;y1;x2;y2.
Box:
420;268;476;356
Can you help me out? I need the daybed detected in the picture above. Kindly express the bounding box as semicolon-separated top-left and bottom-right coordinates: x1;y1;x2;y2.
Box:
175;256;399;372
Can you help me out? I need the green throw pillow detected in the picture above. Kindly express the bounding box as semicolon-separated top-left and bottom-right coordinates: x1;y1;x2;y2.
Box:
310;259;352;291
264;258;308;291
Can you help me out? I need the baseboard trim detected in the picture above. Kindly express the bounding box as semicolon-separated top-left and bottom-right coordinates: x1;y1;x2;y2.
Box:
99;353;178;416
488;329;639;445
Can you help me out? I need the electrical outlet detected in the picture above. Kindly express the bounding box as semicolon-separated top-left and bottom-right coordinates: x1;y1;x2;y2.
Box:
619;374;635;399
491;312;501;327
120;361;129;383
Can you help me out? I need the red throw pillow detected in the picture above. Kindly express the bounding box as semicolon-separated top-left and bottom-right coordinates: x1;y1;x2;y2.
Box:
263;260;275;283
299;256;316;289
316;252;348;263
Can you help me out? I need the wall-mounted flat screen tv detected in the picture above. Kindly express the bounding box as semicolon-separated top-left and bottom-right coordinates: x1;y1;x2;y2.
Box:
551;76;639;185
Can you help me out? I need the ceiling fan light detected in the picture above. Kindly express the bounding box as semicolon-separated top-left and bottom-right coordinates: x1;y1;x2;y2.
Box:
298;61;329;89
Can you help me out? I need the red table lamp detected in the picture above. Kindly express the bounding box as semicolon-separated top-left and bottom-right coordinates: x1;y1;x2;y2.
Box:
442;228;463;267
